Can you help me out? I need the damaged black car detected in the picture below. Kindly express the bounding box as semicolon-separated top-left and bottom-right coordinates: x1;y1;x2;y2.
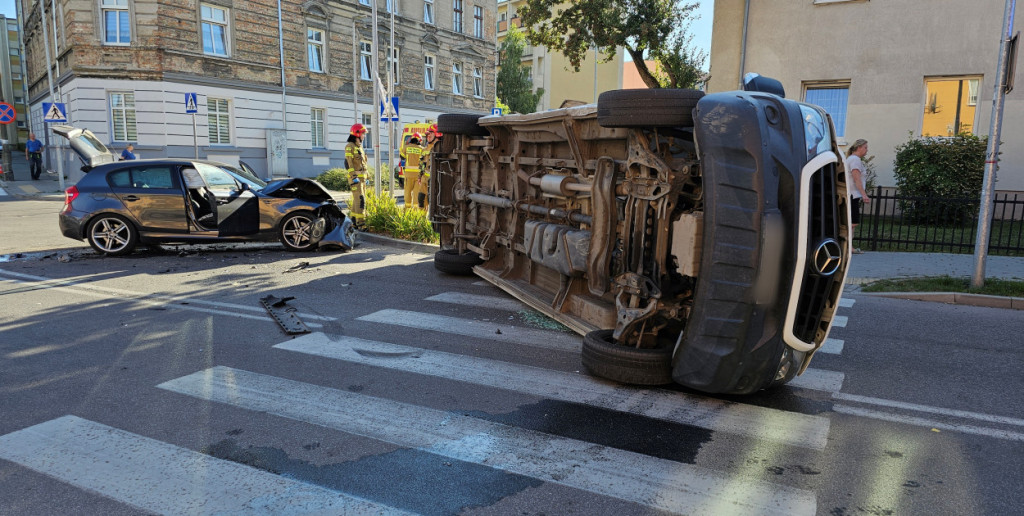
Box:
52;125;354;256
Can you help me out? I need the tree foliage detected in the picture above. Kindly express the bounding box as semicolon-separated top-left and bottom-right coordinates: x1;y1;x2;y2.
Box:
518;0;706;89
497;26;544;114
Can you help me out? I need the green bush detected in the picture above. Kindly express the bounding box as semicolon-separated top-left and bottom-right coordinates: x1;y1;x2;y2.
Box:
893;133;988;225
315;168;350;191
363;191;439;244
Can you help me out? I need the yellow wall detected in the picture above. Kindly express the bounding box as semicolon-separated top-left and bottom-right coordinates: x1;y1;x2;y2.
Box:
921;79;978;137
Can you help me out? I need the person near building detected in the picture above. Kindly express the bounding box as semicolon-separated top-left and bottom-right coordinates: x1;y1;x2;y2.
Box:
845;138;871;254
120;144;136;161
25;133;43;180
345;123;369;225
400;132;426;210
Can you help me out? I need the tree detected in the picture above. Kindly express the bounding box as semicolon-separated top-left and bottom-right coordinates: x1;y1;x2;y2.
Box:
519;0;706;89
497;26;544;114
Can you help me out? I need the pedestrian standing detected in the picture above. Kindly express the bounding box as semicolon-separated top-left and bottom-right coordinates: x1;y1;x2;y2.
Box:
345;123;368;226
25;133;43;180
845;139;871;254
120;144;136;160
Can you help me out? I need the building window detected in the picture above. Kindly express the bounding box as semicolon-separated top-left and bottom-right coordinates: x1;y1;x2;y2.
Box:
424;0;434;24
387;47;400;85
307;28;324;72
453;62;463;95
473;66;482;97
361;113;373;142
201;4;229;56
311;108;325;148
474;6;483;38
804;84;849;138
360;0;370;5
360;41;372;80
922;77;981;137
109;91;137;142
453;0;464;33
386;0;397;14
101;0;131;45
424;54;435;90
207;97;231;145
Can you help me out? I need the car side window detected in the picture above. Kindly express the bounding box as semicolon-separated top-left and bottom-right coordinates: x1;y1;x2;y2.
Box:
108;169;132;188
131;167;176;189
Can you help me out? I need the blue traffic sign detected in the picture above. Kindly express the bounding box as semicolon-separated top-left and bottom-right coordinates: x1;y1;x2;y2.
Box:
0;102;15;124
491;107;503;116
185;93;198;114
380;97;399;121
42;102;68;123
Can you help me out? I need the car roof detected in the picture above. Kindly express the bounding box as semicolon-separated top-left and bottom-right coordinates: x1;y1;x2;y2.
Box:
88;158;236;173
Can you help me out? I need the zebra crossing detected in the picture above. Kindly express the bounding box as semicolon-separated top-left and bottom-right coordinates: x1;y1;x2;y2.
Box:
0;283;862;515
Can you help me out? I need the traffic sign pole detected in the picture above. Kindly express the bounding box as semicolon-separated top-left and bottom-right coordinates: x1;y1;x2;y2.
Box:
185;94;199;160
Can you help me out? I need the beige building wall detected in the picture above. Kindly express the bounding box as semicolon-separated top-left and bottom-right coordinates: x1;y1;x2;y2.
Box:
709;0;1024;191
497;0;622;110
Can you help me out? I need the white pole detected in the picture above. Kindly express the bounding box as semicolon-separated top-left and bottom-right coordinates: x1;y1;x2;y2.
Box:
353;19;359;132
371;0;381;196
37;1;63;190
971;0;1017;289
49;0;65;188
388;0;396;200
277;0;288;179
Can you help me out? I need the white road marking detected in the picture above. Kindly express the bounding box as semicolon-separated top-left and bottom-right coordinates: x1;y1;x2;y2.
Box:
839;297;855;308
832;405;1024;443
0;415;409;515
472;280;491;287
831;315;849;327
0;269;335;321
789;368;845;393
818;338;844;355
834;392;1024;428
0;185;7;196
425;291;526;312
273;333;831;450
357;309;580;352
160;367;817;516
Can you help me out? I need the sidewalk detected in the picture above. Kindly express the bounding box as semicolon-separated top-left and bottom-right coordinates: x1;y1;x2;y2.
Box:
0;152;67;199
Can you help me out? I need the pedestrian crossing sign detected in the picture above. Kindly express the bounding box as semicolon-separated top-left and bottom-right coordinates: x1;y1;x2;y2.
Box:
380;97;399;122
42;102;68;123
185;93;198;114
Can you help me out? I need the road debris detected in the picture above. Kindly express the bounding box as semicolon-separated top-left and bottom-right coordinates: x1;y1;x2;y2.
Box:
260;295;311;335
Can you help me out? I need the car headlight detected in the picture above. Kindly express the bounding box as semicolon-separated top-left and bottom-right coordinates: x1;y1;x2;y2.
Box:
799;104;831;161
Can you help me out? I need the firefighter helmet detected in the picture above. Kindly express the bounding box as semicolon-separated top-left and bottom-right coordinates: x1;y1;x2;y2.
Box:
350;123;367;137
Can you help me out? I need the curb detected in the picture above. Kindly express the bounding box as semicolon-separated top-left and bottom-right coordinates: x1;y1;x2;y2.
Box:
357;231;438;255
861;291;1024;310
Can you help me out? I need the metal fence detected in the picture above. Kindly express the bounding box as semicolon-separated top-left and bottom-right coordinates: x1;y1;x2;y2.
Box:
854;187;1024;256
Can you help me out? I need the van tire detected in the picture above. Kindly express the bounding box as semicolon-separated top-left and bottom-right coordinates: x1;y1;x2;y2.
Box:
438;114;489;136
597;89;704;128
434;248;483;275
581;330;674;386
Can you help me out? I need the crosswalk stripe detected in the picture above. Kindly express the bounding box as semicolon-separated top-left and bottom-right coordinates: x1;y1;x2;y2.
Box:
159;367;817;516
832;405;1024;443
425;291;526;312
819;337;844;355
273;333;831;450
839;297;855;308
0;415;409;515
831;315;849;327
357;309;580;352
788;368;845;393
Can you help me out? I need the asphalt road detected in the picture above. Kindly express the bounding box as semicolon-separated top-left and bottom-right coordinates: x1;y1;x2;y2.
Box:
1;198;1022;515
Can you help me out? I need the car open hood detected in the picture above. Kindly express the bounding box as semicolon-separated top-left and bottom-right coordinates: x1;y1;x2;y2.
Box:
50;125;118;169
260;177;335;203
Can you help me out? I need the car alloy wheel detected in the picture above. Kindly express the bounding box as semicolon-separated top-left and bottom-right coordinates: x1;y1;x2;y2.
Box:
87;215;138;256
280;211;317;251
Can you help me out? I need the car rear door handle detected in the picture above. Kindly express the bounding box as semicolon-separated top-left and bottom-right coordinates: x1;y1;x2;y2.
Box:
122;195;139;202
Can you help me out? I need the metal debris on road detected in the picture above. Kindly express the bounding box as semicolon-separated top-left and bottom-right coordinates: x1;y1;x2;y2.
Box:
260;295;311;335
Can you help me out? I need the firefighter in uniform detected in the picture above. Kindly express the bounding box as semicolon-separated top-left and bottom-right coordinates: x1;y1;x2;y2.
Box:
400;132;426;210
345;123;368;225
416;124;442;211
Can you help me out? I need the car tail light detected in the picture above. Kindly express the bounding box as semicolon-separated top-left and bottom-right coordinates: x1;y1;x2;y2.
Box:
64;186;79;206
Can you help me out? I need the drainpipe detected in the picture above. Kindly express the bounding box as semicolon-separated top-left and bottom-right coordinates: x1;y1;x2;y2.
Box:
277;0;288;179
738;0;750;89
38;1;64;190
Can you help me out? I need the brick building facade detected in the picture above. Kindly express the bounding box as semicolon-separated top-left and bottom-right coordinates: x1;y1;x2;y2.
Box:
20;0;496;180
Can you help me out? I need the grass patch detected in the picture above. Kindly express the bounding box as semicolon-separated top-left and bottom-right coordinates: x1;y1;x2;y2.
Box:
861;275;1024;297
363;191;439;244
854;218;1023;256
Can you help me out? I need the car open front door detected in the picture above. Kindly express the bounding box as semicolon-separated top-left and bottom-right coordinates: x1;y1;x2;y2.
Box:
193;163;260;237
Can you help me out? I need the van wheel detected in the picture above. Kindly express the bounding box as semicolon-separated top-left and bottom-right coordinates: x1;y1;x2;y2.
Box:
597;89;704;128
434;248;482;275
581;330;674;386
438;114;489;136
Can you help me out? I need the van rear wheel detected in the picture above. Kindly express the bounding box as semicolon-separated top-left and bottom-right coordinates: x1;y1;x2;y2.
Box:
581;330;674;386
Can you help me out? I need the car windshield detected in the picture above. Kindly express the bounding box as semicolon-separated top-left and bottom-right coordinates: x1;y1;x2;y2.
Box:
225;165;267;190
